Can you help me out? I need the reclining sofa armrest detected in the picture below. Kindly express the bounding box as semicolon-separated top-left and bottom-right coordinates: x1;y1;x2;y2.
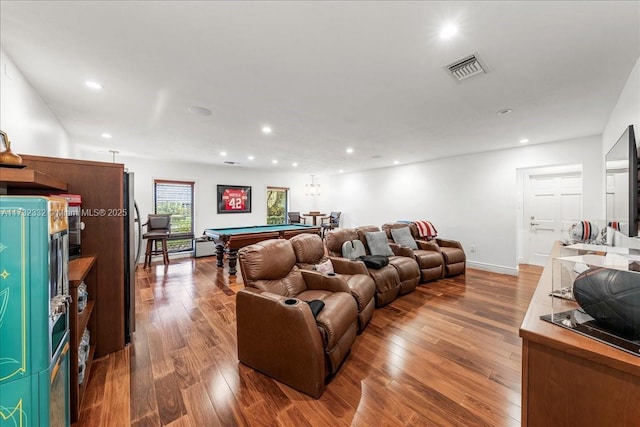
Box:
389;242;415;258
436;238;464;250
301;269;351;293
236;287;326;398
328;256;369;275
416;240;441;252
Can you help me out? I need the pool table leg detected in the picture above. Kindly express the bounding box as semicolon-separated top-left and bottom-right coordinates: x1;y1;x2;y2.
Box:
216;244;224;268
228;249;238;275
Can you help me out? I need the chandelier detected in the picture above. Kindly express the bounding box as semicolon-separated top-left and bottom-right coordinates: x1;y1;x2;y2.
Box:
305;175;321;196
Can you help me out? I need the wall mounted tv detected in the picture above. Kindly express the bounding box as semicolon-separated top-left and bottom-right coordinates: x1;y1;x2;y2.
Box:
605;124;638;237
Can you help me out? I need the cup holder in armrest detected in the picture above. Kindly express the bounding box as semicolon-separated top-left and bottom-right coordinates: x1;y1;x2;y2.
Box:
283;298;298;305
327;273;336;276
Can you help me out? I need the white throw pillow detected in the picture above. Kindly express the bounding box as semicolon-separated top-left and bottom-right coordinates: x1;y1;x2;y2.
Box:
315;259;334;274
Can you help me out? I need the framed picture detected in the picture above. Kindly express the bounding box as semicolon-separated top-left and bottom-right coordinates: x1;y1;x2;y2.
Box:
217;185;251;214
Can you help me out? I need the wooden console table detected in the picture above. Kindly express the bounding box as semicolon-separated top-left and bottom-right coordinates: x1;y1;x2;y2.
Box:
519;242;640;426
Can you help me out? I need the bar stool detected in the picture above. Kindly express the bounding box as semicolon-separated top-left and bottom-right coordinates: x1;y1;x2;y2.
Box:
143;214;171;268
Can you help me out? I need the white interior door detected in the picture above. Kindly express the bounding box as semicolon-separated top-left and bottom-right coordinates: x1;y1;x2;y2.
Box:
523;171;582;266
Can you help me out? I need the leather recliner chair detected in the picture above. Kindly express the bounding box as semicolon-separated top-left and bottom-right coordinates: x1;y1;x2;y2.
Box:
325;228;402;307
237;238;358;398
289;233;376;332
355;226;421;295
381;222;444;282
407;222;466;277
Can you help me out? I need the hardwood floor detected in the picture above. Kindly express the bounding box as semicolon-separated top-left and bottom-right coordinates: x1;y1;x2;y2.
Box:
77;257;542;427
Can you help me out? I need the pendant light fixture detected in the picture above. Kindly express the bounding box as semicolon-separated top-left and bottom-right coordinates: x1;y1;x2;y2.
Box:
305;175;320;196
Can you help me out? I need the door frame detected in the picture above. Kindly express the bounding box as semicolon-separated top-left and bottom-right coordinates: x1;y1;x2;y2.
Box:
516;164;583;265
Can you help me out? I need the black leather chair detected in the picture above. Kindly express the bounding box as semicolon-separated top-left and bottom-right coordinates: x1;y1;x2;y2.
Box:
321;211;341;237
143;214;171;268
287;211;307;224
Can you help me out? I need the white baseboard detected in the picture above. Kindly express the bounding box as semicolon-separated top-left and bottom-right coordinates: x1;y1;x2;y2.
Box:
136;250;194;265
466;261;518;276
170;251;194;260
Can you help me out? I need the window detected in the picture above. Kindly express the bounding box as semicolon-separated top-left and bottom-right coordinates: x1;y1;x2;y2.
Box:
266;187;288;224
154;180;195;252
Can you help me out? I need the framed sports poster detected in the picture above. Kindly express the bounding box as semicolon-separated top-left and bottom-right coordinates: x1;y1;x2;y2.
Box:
217;185;251;213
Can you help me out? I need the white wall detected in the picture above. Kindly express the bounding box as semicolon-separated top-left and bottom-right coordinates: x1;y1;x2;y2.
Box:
327;135;603;274
73;150;326;234
0;49;71;157
602;57;640;154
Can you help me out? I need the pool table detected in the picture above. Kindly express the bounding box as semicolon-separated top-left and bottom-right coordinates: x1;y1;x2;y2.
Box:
203;223;321;275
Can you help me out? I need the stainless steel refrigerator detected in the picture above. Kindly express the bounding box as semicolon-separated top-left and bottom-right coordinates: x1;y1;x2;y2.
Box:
124;172;141;343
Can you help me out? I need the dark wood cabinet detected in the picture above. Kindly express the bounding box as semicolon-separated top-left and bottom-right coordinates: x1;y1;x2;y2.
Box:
2;155;126;357
1;155;127;421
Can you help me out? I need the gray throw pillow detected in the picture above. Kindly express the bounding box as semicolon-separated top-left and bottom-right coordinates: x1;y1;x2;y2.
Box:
391;227;418;250
365;231;394;256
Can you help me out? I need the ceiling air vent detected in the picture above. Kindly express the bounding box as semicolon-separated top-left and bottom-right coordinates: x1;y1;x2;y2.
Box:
224;161;240;165
446;53;488;82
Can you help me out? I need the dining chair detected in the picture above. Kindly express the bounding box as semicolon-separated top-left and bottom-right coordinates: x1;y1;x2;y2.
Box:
321;211;341;237
287;211;307;224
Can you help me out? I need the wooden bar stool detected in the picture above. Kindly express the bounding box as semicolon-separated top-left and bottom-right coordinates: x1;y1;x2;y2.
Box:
142;214;171;268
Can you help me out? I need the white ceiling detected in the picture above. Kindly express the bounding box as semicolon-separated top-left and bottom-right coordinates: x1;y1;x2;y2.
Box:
1;1;638;174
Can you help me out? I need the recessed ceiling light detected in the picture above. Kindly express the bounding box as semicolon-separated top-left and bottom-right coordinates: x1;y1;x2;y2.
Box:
101;133;112;139
339;170;344;173
188;106;212;116
394;160;400;165
520;138;529;144
272;159;278;164
262;126;272;134
439;24;458;39
85;80;103;90
497;109;513;115
292;162;298;167
220;151;227;156
248;155;254;160
346;147;354;154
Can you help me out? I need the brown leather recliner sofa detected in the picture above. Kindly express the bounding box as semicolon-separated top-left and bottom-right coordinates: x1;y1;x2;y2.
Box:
381;222;444;282
325;228;402;307
407;222;466;277
325;227;421;306
237;238;358;398
355;225;421;296
289;233;376;332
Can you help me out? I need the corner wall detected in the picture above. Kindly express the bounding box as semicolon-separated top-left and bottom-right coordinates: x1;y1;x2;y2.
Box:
603;57;640;153
0;49;71;157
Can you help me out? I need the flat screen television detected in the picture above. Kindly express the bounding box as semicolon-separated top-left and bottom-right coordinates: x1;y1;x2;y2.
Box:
605;125;638;237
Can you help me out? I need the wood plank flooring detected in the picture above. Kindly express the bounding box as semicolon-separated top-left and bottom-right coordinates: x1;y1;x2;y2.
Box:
77;257;542;426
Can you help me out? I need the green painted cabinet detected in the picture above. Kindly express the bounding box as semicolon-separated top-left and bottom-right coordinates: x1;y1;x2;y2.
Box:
0;196;70;426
